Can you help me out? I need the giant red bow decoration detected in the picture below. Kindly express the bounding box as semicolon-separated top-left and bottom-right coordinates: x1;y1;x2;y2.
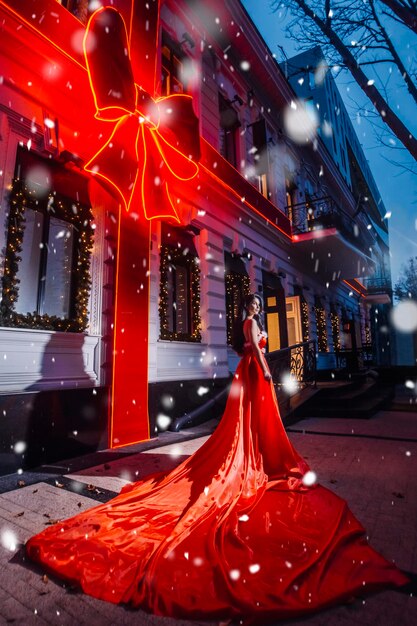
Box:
83;6;200;221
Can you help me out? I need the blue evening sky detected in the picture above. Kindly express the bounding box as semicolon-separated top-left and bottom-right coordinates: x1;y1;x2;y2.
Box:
241;0;417;288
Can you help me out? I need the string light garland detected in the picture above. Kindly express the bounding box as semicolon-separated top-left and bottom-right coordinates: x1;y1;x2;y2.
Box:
314;305;328;352
159;243;202;342
330;311;341;351
301;299;310;342
364;325;371;346
0;178;94;332
225;271;251;345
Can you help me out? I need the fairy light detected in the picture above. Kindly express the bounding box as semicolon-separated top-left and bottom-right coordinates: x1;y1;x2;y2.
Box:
314;305;328;352
159;243;201;342
0;178;94;332
330;312;341;351
301;299;310;342
225;272;250;345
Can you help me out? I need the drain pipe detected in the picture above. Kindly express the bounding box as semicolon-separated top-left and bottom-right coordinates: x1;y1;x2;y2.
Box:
169;383;231;432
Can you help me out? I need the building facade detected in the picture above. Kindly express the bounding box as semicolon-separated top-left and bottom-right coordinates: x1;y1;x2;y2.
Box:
281;46;393;365
0;0;387;469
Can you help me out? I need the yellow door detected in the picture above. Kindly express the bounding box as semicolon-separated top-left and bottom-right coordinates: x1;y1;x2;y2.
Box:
266;296;281;351
286;296;303;346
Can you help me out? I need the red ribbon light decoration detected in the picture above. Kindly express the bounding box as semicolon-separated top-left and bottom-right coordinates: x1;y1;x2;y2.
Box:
83;6;200;221
80;4;201;448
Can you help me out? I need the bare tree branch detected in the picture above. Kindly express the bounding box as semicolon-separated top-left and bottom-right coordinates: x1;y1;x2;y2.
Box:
274;0;417;161
370;0;417;105
379;0;417;34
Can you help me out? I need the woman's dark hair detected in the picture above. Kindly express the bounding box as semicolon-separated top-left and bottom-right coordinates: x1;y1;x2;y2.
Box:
231;293;264;355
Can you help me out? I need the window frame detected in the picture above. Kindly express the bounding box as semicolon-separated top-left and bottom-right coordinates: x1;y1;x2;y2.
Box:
218;93;241;168
161;31;185;96
159;243;201;342
0;156;94;332
224;252;251;346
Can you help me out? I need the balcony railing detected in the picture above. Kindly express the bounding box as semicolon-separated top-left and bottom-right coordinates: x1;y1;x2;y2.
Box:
362;276;392;294
287;196;373;251
266;340;317;386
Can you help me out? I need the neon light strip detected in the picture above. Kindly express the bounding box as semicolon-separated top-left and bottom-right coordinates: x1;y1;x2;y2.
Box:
343;280;366;297
0;0;86;71
109;202;122;448
354;279;366;290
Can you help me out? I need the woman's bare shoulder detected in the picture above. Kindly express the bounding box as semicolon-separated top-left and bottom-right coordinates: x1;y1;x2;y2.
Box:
243;318;256;330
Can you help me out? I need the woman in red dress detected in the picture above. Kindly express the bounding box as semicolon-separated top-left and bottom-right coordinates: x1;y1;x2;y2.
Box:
26;293;407;623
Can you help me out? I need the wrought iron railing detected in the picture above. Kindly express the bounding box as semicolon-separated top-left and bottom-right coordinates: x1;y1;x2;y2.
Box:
362;276;392;294
266;340;317;386
287;196;373;251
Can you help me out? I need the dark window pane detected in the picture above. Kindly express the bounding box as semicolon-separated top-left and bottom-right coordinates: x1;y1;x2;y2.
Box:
14;210;43;315
167;265;175;332
42;217;74;318
175;264;189;333
161;37;184;95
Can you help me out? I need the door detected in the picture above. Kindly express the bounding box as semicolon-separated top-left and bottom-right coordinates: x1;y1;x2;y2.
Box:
262;271;288;352
265;295;281;351
286;296;303;346
286;296;304;379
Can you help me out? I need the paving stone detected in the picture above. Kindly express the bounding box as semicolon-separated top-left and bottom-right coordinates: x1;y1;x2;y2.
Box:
0;409;415;625
66;437;211;494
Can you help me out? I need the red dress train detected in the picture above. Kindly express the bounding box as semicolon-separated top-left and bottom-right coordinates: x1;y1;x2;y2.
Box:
26;337;407;623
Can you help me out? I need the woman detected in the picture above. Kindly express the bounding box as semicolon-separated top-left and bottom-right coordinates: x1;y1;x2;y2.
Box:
27;293;407;623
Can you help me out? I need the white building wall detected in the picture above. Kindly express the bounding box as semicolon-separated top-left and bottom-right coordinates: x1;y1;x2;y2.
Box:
0;83;106;393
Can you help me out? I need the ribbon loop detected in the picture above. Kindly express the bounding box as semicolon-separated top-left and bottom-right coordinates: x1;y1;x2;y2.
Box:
84;6;200;219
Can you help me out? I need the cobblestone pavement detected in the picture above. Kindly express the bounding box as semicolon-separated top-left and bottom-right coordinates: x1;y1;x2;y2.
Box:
0;410;416;625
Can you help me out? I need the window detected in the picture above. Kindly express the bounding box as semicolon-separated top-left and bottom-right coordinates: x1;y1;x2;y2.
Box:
159;227;201;341
58;0;89;24
285;180;297;224
161;32;185;96
308;71;315;90
251;118;269;198
219;93;240;168
224;252;250;345
0;148;94;332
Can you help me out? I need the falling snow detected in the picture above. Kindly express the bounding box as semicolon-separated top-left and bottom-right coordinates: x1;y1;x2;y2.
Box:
390;301;417;333
229;569;240;580
302;471;317;487
1;529;17;552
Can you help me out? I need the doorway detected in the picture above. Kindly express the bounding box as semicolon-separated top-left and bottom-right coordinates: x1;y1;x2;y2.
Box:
262;271;288;352
286;296;303;346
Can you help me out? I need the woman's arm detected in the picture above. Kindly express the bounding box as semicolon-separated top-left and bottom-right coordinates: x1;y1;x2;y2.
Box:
248;319;272;381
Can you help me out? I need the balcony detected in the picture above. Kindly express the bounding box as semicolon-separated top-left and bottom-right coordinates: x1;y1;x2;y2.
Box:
289;196;376;280
362;276;392;305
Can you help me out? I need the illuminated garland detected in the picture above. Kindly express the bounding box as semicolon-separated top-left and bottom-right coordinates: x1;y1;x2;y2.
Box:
301;299;310;341
225;271;251;345
364;325;371;346
0;178;94;332
159;243;201;341
314;306;328;352
330;312;341;351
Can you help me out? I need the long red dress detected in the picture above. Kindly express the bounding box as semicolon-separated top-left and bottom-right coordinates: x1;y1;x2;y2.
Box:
26;335;407;623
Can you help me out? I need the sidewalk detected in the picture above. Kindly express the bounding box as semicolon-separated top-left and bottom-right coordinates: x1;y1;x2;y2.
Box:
0;410;416;625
